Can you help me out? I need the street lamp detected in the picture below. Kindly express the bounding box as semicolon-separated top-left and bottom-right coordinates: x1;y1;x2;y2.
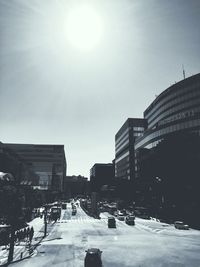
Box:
44;205;48;237
155;177;164;205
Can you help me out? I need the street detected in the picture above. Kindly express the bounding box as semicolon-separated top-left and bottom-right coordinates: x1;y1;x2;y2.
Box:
12;203;200;267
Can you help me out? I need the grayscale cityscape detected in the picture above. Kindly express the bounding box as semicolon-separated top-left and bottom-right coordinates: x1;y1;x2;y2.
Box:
0;1;200;267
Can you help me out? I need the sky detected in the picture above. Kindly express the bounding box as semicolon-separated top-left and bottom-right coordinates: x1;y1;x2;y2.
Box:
0;0;200;178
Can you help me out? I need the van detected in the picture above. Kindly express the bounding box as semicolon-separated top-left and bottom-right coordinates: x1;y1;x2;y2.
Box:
108;217;116;228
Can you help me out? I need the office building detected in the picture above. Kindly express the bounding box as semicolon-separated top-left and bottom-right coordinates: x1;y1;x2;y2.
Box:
115;118;147;181
114;73;200;221
2;143;66;191
0;142;38;185
134;73;200;209
63;175;88;198
90;163;114;192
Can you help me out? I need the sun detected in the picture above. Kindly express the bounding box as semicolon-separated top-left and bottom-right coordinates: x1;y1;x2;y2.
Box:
66;6;103;51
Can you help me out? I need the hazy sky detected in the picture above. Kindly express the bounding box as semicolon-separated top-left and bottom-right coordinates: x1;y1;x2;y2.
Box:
0;0;200;177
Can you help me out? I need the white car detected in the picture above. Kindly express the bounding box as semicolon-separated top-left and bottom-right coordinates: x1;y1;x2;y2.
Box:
117;210;124;216
174;221;189;230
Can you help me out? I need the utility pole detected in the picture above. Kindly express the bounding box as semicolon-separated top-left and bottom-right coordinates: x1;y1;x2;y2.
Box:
8;226;15;263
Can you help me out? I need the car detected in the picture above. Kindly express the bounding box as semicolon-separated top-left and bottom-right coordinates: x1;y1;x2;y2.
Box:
108;217;116;228
117;210;124;216
113;211;118;216
117;215;125;221
50;207;61;220
125;215;135;225
61;203;67;209
174;221;189;230
72;210;77;216
84;248;102;267
99;206;106;212
139;214;151;220
127;211;135;216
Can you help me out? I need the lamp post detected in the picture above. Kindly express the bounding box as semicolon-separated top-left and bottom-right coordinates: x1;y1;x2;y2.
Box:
155;177;164;206
44;205;48;237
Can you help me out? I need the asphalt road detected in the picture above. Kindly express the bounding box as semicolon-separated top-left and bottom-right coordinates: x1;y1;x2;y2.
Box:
13;203;200;267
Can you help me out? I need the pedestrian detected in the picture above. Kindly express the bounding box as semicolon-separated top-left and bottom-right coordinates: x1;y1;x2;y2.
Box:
19;230;23;241
26;227;30;239
23;228;26;241
29;227;34;243
16;230;20;244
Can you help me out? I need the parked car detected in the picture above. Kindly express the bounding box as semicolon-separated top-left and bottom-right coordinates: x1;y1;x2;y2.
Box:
125;215;135;225
174;221;189;230
108;217;116;228
84;248;102;267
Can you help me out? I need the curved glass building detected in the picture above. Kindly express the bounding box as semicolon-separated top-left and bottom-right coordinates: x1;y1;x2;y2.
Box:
135;73;200;152
133;73;200;226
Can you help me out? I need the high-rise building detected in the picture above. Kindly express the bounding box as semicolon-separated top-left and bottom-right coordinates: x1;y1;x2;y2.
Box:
134;73;200;213
115;118;147;181
2;143;66;191
114;74;200;220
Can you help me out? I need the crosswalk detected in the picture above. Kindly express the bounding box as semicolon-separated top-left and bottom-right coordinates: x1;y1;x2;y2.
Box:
58;217;108;224
135;221;165;234
59;214;166;234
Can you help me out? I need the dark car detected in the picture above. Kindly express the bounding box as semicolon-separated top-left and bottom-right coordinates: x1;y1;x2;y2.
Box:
139;214;151;220
174;221;189;230
84;248;102;267
108;217;116;228
125;215;135;225
61;203;67;209
72;209;77;216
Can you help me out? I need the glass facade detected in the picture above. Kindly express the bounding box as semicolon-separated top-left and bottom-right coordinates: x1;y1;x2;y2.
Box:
133;74;200;223
114;74;200;225
3;143;66;191
135;73;200;151
115;118;147;181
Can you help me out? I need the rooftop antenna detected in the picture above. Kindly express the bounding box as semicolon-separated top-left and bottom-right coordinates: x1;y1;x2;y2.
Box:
182;64;186;79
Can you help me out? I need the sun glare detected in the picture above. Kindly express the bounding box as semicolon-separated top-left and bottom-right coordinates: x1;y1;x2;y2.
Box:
66;6;103;51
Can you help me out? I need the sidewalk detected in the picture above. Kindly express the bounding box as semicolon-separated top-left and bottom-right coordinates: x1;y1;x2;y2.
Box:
0;217;45;266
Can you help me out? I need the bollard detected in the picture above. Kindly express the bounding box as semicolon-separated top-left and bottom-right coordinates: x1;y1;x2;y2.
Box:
20;252;23;259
